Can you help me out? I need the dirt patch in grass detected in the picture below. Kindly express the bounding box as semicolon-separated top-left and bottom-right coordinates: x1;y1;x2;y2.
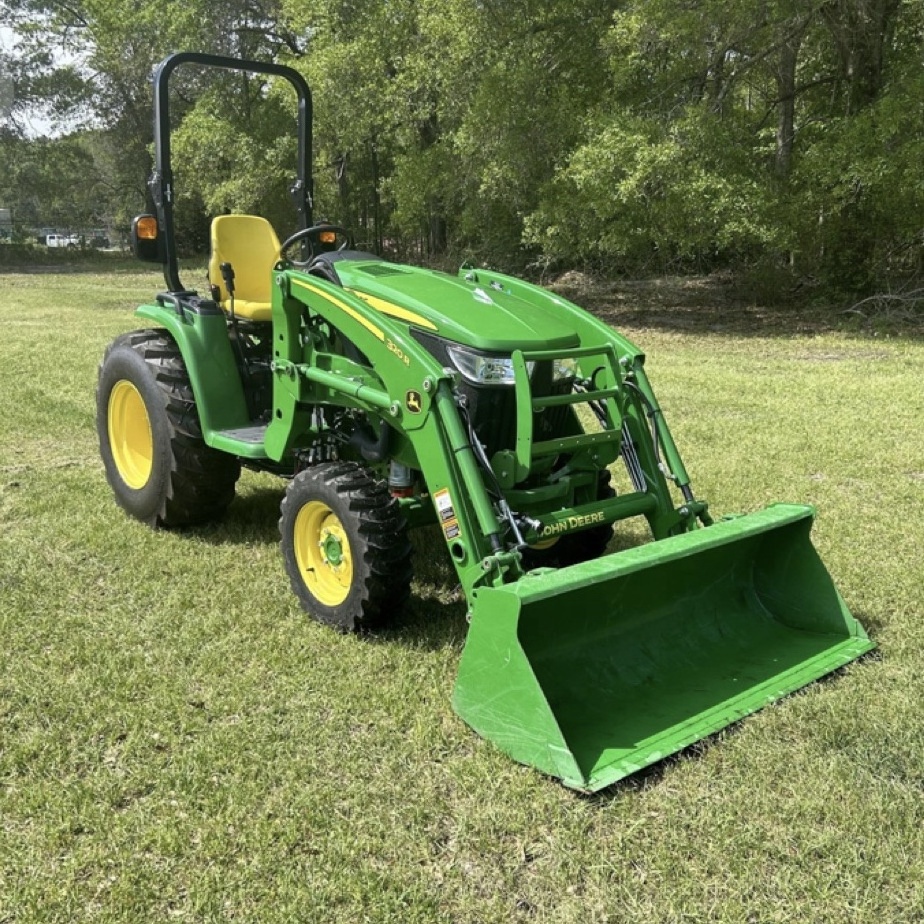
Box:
548;270;924;339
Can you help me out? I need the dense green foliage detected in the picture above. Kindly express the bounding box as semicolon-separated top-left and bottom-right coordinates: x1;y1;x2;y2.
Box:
1;0;922;289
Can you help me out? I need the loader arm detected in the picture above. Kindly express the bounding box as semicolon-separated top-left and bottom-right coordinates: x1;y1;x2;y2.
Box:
269;267;529;597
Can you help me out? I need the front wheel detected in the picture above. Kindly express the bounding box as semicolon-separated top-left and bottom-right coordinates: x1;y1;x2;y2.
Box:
96;329;240;527
279;462;412;631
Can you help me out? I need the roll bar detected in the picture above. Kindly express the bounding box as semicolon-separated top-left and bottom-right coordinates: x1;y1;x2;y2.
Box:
147;51;313;292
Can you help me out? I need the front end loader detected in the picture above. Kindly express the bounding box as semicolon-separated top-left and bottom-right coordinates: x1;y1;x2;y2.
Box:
97;53;874;791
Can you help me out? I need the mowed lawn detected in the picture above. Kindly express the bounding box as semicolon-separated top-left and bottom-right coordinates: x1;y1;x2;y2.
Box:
1;264;922;923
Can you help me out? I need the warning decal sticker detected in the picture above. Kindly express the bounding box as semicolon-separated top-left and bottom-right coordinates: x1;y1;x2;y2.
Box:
434;488;461;541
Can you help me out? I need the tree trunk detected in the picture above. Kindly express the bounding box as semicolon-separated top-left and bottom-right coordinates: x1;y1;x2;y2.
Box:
774;31;802;179
369;139;382;254
336;152;350;225
821;0;902;114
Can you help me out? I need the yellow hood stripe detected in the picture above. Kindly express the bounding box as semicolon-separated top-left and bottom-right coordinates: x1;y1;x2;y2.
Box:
347;289;438;331
291;278;385;341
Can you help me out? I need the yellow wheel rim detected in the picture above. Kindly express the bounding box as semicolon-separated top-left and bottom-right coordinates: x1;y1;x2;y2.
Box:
108;380;153;490
529;536;560;551
293;500;353;607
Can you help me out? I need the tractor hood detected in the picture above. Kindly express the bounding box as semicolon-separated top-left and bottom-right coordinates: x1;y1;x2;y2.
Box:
334;259;580;352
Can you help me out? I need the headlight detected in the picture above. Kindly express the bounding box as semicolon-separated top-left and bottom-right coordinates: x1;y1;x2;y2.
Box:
446;345;534;386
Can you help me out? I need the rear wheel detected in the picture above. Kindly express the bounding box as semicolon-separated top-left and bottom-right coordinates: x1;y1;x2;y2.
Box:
97;329;240;527
280;462;412;631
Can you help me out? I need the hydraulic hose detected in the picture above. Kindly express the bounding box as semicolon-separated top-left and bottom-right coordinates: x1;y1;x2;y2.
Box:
433;383;505;553
347;417;391;463
457;397;527;549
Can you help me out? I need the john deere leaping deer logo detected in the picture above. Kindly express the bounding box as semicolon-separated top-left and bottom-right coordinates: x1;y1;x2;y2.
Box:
406;389;423;414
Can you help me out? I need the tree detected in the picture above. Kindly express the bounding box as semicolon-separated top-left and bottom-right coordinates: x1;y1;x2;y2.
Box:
0;0;305;239
1;0;920;289
524;0;922;288
0;129;111;232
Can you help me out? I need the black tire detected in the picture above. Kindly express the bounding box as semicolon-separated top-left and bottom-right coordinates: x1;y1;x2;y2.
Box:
279;461;413;632
96;329;240;527
523;471;615;569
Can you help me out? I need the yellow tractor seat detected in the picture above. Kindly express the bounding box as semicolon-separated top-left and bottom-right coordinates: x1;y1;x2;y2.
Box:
208;214;282;322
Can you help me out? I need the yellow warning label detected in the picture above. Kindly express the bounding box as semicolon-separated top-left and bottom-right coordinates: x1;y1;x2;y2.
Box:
434;488;461;541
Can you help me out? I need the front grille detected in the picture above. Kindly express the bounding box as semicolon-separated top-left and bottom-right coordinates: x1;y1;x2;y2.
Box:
411;330;576;468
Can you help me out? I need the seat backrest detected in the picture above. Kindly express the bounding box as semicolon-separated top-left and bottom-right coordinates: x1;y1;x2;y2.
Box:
208;214;282;304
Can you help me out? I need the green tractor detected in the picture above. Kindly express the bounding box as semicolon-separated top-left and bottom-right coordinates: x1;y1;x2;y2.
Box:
97;53;873;791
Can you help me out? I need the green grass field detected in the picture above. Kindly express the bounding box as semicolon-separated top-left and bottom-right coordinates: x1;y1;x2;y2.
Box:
1;265;922;922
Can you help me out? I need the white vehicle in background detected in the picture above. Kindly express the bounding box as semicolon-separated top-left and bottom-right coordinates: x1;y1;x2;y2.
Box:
46;233;80;248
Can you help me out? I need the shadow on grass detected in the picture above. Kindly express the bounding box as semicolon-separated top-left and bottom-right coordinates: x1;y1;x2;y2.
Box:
188;486;286;547
190;503;654;655
379;593;469;652
850;609;886;637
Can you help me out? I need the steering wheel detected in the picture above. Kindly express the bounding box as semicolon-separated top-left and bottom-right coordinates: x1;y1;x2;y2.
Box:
278;224;353;267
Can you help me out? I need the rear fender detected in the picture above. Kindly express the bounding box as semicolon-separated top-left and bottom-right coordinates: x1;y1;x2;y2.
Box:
135;302;249;437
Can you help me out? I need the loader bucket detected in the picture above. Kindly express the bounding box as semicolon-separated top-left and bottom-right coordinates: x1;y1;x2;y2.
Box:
453;504;874;791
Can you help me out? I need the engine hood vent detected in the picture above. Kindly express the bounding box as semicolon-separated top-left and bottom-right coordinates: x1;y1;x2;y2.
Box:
357;264;411;278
